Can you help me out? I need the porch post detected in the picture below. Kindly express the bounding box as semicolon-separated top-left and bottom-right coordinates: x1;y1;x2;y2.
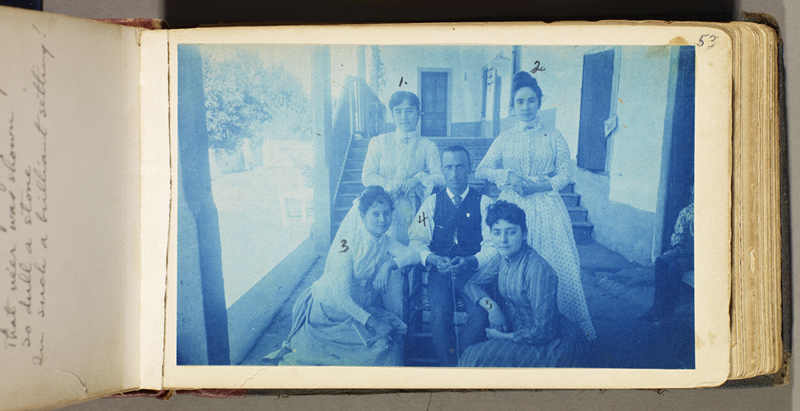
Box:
311;46;333;252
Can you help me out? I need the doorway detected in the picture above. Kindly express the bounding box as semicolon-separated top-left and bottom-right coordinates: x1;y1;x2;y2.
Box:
419;69;450;137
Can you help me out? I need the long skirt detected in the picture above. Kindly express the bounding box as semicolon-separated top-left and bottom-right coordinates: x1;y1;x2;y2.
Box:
499;189;596;340
459;318;587;368
269;288;405;366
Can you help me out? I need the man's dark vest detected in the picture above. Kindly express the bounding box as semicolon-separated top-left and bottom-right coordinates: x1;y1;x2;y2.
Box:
430;187;483;258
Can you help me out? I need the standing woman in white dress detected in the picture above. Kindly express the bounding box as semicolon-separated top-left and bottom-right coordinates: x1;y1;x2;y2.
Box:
475;71;596;341
362;91;445;246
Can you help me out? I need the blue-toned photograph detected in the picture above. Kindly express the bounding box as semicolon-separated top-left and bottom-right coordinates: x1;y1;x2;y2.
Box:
176;44;695;369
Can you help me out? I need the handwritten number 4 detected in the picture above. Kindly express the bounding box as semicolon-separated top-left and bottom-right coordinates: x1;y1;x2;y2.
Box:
418;212;428;227
340;239;349;253
697;34;717;49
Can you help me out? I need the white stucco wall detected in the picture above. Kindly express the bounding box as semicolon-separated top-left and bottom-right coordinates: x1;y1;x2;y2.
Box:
518;46;595;158
376;45;505;124
608;46;672;214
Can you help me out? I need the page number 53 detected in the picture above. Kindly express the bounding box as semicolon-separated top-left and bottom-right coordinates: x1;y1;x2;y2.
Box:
696;34;717;49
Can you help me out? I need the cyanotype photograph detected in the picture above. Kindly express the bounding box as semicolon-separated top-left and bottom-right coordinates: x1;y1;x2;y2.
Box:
175;43;696;371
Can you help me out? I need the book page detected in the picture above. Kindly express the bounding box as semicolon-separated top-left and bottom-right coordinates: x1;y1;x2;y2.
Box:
139;29;169;390
0;7;142;410
159;22;732;389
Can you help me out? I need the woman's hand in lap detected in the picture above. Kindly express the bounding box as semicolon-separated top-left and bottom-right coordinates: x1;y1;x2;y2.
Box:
397;178;420;196
481;297;507;331
485;328;513;340
366;316;393;335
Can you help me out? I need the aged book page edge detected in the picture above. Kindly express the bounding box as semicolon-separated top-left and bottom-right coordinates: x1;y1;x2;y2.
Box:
139;29;170;391
160;22;732;390
0;7;142;411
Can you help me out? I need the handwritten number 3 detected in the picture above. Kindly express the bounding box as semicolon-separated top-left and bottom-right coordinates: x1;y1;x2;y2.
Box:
340;239;349;253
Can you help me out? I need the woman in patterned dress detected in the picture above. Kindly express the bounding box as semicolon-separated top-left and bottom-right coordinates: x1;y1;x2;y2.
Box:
362;91;445;246
475;72;595;341
265;186;420;366
459;201;587;367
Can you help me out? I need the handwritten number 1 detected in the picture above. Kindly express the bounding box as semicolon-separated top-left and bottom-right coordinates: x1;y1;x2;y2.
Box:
340;239;349;253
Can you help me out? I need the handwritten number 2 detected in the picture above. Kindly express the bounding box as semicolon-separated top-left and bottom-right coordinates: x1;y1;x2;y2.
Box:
340;239;349;253
530;61;546;74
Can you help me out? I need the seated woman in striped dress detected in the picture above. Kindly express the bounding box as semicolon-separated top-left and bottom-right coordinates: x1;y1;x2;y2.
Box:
459;201;587;368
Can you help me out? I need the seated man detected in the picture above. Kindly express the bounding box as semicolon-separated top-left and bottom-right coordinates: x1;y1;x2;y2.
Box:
638;184;694;322
408;145;497;367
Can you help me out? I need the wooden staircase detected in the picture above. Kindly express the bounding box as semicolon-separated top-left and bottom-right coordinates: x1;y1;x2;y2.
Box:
332;136;594;243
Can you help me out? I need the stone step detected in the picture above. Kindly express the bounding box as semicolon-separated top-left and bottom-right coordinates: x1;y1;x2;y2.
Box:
561;192;580;207
426;136;495;147
334;204;588;225
342;168;363;182
351;147;490;163
567;206;588;223
334;186;586;222
572;221;594;244
355;136;493;149
343;170;574;194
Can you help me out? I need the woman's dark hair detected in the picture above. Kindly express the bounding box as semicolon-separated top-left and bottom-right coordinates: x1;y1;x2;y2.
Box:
510;71;543;109
486;200;527;234
388;91;421;112
358;185;395;214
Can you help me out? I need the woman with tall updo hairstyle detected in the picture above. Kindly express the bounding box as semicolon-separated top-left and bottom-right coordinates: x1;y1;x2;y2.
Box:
475;72;595;341
265;185;420;366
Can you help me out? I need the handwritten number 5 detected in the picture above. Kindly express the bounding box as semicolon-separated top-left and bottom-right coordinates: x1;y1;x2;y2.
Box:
697;34;717;49
340;239;349;253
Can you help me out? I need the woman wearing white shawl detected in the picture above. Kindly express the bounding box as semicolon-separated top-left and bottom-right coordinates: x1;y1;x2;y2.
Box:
267;186;419;366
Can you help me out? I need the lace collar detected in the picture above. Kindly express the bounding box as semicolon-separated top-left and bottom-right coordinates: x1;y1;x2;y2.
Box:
395;127;421;143
515;115;543;133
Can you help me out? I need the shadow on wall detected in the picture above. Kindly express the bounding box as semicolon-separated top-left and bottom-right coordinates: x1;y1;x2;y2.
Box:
572;161;656;266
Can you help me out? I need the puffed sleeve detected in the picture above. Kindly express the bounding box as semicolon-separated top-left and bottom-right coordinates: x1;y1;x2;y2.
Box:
388;236;421;268
545;130;571;194
412;140;445;198
475;135;511;187
463;254;500;305
407;194;437;265
512;257;559;345
362;136;399;193
473;194;498;269
313;251;372;326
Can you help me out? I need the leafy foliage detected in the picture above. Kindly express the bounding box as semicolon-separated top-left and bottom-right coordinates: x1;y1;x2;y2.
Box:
202;47;312;150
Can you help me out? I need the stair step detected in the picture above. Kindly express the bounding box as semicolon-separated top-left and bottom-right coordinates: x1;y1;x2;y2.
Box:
560;192;580;207
567;206;588;223
572;221;594;244
351;147;489;162
342;168;363;181
339;180;366;195
426;136;495;147
350;138;371;148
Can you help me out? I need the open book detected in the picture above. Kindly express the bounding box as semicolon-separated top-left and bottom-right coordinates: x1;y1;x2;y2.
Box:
0;6;786;410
